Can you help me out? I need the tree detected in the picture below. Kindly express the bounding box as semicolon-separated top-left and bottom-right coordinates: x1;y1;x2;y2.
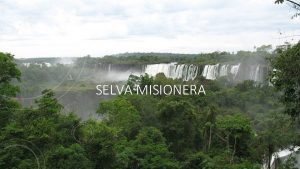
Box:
97;97;142;138
0;52;21;128
271;43;300;118
255;112;297;169
126;74;140;92
216;113;253;164
80;120;119;169
0;52;21;87
182;152;214;169
275;0;300;18
0;88;80;169
124;95;160;127
158;99;198;159
140;73;154;89
275;0;300;8
202;105;218;152
46;144;93;169
35;89;63;116
115;127;179;169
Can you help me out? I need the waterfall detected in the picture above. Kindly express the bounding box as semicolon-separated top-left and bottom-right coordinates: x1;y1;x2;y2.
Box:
249;65;257;81
144;63;176;77
219;64;229;77
254;65;264;82
184;64;198;81
94;62;267;83
202;64;219;80
144;63;198;81
201;63;268;83
201;63;241;80
230;63;240;78
108;64;111;72
254;65;260;82
174;64;185;79
249;65;265;82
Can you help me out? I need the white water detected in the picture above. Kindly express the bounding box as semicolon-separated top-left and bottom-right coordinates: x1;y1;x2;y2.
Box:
202;64;219;80
143;62;267;82
144;63;176;78
202;63;240;80
230;63;240;78
219;65;229;77
21;61;267;82
144;63;199;81
249;64;264;82
263;146;300;169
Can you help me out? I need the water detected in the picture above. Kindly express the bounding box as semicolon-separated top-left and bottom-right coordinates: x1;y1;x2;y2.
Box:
144;63;199;81
97;62;266;83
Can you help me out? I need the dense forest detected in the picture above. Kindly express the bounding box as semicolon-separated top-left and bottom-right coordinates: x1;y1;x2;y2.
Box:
0;41;299;168
74;45;272;65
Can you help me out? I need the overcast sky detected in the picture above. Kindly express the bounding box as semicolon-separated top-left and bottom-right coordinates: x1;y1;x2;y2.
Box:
0;0;299;58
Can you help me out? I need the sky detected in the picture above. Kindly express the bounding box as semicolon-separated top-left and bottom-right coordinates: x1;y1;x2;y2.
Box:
0;0;299;58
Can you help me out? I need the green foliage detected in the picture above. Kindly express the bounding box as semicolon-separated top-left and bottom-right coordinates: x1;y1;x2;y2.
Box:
158;99;198;159
80;120;119;169
202;105;218;152
46;144;93;169
124;94;160;127
278;156;298;169
0;89;80;168
127;74;141;90
271;42;300;118
71;49;271;66
216;114;252;136
254;112;298;168
35;89;63;116
182;152;214;169
224;160;261;169
0;52;21;84
216;114;253;158
97;97;142;138
115;127;179;169
0;52;21;128
1;51;299;169
140;73;154;88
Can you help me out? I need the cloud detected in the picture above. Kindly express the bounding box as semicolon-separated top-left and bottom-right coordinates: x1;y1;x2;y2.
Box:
0;0;299;58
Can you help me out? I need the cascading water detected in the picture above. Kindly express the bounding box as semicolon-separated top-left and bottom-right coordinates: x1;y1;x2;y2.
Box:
219;64;229;77
254;65;266;82
249;65;257;81
254;65;261;82
202;63;241;80
108;64;111;72
173;64;185;79
94;62;266;83
248;64;265;82
230;63;240;78
144;63;176;77
144;63;199;81
184;65;198;81
202;64;219;80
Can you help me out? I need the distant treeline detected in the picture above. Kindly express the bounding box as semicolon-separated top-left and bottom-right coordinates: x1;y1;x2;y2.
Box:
76;45;272;66
16;45;273;67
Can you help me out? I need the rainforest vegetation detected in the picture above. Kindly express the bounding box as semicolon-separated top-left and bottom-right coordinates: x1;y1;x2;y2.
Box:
0;41;299;168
